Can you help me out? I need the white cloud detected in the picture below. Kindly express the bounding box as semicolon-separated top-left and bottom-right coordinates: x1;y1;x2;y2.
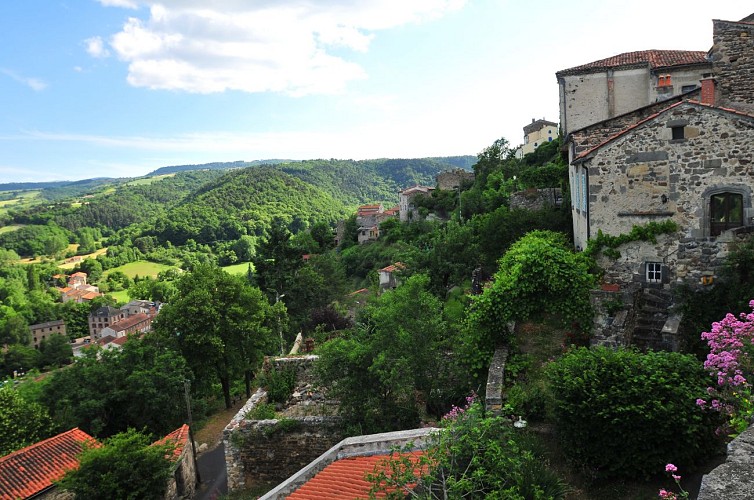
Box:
95;0;466;95
0;68;47;91
84;36;111;58
96;0;138;8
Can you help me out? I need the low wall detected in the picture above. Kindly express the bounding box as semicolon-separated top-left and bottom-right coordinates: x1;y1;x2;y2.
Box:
698;423;754;500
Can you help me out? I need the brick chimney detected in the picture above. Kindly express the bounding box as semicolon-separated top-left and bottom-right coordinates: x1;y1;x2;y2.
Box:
701;77;716;106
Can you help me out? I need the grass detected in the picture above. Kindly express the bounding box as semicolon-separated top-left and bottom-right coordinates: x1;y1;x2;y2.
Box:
0;224;24;234
58;247;109;269
102;260;176;279
221;262;255;275
125;173;175;186
107;290;130;303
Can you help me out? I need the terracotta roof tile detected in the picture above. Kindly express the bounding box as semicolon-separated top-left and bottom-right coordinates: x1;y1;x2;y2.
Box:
557;50;708;76
379;262;406;273
0;428;99;500
153;424;190;460
287;451;426;499
109;313;150;332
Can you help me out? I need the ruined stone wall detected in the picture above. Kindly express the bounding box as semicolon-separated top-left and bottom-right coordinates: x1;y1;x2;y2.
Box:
436;169;474;190
226;416;344;490
698;423;754;500
712;19;754;114
509;188;561;211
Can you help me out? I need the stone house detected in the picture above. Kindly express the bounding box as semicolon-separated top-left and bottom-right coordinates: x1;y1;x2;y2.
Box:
88;305;126;339
29;319;67;349
99;312;153;339
378;262;405;293
561;13;754;349
399;185;434;222
557;49;710;137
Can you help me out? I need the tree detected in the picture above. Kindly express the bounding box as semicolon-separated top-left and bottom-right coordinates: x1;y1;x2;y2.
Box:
39;334;73;368
0;385;55;456
316;274;453;433
153;264;274;408
2;345;42;376
57;428;174;500
41;337;191;437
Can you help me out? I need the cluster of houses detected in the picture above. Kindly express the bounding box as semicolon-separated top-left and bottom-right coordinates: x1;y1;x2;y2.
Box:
54;271;102;303
27;298;159;354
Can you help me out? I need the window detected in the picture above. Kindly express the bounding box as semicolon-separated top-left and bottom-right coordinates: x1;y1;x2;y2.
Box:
681;85;697;93
548;137;553;142
710;192;743;236
671;126;684;140
646;262;663;283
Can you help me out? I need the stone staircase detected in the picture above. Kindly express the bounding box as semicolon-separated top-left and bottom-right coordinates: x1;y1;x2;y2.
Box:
629;288;678;351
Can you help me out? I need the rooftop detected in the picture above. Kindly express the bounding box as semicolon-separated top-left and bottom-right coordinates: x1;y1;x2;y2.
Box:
557;50;708;77
0;428;99;499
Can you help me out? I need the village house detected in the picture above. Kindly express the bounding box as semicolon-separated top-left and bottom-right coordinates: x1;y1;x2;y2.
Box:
99;312;153;339
378;262;405;293
560;13;754;349
516;118;559;157
557;49;711;137
0;425;197;500
355;203;399;244
28;319;66;349
399;185;434;222
88;305;126;339
57;271;102;303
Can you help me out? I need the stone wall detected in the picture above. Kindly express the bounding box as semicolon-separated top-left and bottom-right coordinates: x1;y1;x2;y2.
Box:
712;19;754;114
225;414;344;490
509;188;562;211
164;439;197;500
485;346;509;416
436;169;474;190
698;423;754;500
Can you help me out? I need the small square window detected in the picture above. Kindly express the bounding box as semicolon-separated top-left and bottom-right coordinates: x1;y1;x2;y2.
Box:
671;126;684;140
646;262;663;283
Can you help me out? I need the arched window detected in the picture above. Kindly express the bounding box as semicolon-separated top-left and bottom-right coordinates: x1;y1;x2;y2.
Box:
710;192;743;236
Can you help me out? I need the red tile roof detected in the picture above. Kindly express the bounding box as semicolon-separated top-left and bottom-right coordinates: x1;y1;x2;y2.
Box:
287;451;426;500
109;312;150;333
557;50;708;76
379;262;406;273
153;424;190;461
0;428;99;500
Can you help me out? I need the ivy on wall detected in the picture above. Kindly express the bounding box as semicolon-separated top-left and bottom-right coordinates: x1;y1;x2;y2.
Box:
584;220;679;258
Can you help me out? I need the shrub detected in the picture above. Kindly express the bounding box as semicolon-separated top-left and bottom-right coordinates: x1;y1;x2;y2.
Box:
257;365;296;404
546;347;721;479
245;403;276;420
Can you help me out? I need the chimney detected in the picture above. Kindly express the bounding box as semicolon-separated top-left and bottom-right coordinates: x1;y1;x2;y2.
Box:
701;77;716;106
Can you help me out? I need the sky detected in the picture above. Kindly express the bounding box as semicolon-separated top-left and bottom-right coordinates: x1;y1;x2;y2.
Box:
0;1;749;183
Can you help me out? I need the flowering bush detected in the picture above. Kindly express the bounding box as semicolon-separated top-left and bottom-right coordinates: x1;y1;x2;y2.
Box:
696;300;754;436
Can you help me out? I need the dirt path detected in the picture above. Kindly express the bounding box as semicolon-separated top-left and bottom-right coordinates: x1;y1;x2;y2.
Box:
193;399;247;454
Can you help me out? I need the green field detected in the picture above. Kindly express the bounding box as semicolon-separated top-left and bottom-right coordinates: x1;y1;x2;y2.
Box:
103;261;176;279
125;174;176;186
221;262;255;275
107;290;131;303
0;224;24;234
0;190;42;215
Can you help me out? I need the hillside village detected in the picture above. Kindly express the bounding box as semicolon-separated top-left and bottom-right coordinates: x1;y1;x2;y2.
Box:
1;9;754;500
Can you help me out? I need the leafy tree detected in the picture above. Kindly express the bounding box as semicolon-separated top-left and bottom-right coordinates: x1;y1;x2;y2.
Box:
468;230;594;348
2;345;42;376
316;274;455;433
153;264;274;408
41;338;191;437
39;334;73;368
369;400;568;499
309;221;335;251
57;428;174;500
0;385;55;456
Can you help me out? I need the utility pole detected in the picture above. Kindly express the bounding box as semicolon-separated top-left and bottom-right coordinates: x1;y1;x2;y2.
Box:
183;379;201;485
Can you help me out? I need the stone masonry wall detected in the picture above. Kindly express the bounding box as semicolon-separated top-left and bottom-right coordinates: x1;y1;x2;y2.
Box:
698;423;754;499
712;19;754;114
436;169;474;190
509;188;561;211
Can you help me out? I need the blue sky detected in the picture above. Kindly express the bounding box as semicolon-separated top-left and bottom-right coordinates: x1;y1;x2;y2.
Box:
0;1;748;183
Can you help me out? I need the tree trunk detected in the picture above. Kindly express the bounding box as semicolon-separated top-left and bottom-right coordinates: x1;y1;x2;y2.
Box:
244;369;252;398
220;375;231;409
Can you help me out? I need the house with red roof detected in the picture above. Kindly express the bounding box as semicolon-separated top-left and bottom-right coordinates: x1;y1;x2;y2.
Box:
0;425;196;500
260;428;435;499
0;427;99;499
557;49;711;137
399;186;434;222
559;13;754;349
378;262;405;293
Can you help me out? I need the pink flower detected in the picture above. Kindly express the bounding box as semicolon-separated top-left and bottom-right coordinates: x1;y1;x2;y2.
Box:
665;463;677;473
658;489;671;499
672;474;681;481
